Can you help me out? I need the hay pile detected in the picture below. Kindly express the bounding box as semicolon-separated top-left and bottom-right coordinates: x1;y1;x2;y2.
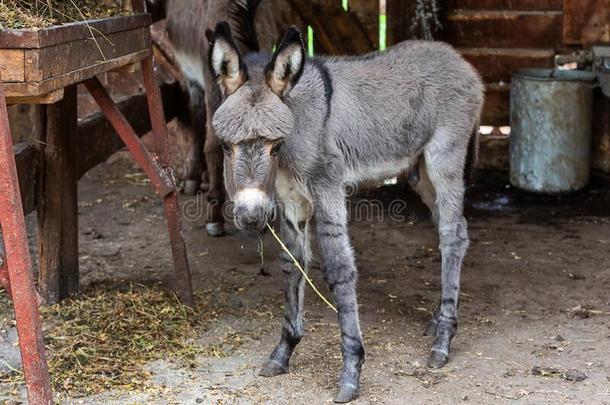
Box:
0;0;128;30
0;284;240;397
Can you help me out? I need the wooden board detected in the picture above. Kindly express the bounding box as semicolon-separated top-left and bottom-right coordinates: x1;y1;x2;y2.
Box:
0;14;150;48
458;47;555;83
0;14;151;99
0;50;25;82
443;10;563;48
563;0;610;45
3;50;150;99
447;0;562;10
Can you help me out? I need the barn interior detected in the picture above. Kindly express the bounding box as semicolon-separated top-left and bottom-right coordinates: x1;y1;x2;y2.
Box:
1;1;609;403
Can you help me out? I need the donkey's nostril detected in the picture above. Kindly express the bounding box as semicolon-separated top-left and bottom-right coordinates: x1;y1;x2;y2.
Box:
235;214;267;233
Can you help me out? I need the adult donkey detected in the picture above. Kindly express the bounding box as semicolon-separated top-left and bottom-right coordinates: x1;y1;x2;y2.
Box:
208;22;483;402
164;0;280;235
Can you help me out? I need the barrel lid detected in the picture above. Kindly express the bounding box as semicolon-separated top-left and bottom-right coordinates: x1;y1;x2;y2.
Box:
513;68;596;82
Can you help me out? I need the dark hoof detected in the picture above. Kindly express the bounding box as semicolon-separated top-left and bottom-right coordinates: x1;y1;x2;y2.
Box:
427;350;448;369
183;180;200;195
259;360;288;377
206;222;225;237
423;319;438;336
334;384;358;403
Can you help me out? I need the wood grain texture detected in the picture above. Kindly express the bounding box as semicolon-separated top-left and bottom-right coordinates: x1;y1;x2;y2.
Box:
0;50;25;82
459;47;555;82
36;85;79;304
443;10;563;48
35;27;149;81
286;0;375;54
563;0;610;45
3;49;150;99
447;0;562;10
0;14;151;48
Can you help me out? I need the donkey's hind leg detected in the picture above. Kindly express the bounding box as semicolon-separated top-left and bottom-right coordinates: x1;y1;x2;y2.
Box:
260;211;311;377
422;127;470;369
409;157;442;337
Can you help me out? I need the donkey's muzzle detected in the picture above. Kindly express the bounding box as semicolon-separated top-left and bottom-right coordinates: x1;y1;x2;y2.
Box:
232;188;273;233
234;206;269;233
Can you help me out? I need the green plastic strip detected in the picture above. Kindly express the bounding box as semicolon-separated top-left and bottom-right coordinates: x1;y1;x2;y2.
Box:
342;0;349;11
307;25;314;57
379;13;387;51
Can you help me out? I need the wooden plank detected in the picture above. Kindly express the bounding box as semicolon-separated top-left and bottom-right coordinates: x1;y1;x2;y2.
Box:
482;83;510;126
0;14;151;49
443;10;563;48
447;0;562;10
24;49;42;82
286;0;375;54
3;49;150;99
349;0;380;50
563;0;610;45
37;27;149;81
37;85;79;304
0;50;25;82
458;47;554;82
6;89;64;105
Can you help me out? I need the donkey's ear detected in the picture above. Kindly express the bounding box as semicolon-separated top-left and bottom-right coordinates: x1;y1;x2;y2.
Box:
208;22;247;96
264;27;305;97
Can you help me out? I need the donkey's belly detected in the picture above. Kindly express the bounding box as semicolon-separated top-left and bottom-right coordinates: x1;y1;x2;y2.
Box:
345;155;419;184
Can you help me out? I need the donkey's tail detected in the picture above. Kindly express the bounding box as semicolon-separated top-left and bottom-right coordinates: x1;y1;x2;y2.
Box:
230;0;265;53
464;120;480;184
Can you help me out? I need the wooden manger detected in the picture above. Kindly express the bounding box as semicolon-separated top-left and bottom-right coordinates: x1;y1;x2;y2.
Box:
0;14;151;104
0;4;194;403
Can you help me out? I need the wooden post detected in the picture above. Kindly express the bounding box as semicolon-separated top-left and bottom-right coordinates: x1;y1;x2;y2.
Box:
36;85;79;304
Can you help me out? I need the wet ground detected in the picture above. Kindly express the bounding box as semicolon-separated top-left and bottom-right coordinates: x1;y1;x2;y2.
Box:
1;154;610;404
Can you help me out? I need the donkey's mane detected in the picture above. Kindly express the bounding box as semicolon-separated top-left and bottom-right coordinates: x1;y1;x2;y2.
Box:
229;0;264;53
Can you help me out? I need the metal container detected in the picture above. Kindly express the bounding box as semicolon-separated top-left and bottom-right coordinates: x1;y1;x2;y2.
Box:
510;69;595;193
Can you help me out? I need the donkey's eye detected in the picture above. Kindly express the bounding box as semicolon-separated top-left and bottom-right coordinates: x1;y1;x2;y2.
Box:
270;141;283;157
222;142;233;155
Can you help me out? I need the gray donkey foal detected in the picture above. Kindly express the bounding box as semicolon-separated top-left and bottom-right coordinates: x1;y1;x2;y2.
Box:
208;23;484;403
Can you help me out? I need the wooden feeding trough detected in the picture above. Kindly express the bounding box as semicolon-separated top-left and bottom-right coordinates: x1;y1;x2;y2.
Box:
0;13;151;104
0;3;193;403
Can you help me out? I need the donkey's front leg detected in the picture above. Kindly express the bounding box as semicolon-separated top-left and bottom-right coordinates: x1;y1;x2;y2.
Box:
260;213;310;377
315;193;364;403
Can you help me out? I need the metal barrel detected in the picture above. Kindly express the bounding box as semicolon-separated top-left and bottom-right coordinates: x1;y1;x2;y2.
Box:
509;69;595;193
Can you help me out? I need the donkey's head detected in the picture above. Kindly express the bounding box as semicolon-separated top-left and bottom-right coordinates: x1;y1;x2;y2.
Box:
208;22;305;233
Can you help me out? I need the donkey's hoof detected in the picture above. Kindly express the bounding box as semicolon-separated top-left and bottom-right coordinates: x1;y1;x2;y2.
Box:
206;222;225;237
334;384;358;403
423;319;438;336
183;180;200;195
427;350;449;369
259;360;288;377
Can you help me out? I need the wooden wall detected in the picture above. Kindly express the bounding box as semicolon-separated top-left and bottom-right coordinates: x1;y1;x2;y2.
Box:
281;0;610;172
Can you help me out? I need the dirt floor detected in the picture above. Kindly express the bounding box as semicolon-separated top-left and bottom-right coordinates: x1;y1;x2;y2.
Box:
1;152;610;404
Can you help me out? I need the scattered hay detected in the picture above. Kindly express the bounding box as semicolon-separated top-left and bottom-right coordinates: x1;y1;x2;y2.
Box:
0;284;239;397
0;0;127;30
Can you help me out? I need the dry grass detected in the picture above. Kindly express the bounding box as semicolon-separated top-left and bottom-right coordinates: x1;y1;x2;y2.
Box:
0;0;126;30
0;283;246;397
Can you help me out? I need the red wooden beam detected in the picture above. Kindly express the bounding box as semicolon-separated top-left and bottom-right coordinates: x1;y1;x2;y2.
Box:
0;71;53;405
83;77;174;197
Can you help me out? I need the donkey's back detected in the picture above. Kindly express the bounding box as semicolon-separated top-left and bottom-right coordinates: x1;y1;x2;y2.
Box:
313;40;484;181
